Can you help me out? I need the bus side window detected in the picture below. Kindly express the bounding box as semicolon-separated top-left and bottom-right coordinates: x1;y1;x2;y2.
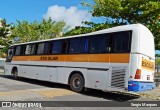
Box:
15;46;21;55
25;45;32;55
61;40;70;54
100;34;110;53
37;43;45;54
121;32;131;52
69;38;81;54
108;34;113;53
43;42;53;54
112;32;131;53
44;42;50;54
20;45;26;55
52;40;62;54
31;44;37;55
89;35;102;53
81;37;88;53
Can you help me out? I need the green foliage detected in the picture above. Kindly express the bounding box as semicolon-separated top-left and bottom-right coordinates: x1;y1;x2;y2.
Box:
0;18;13;52
0;18;13;57
11;18;66;43
64;21;116;36
156;58;160;65
156;54;160;57
0;18;66;57
86;0;160;24
81;0;160;49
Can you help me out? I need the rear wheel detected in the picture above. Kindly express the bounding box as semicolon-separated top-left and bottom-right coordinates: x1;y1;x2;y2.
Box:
70;74;84;92
11;68;18;79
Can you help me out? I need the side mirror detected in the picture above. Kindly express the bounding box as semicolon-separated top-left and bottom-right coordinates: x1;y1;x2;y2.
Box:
9;51;12;55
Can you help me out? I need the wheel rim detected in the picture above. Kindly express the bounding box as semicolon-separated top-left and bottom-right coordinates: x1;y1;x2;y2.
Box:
72;77;81;89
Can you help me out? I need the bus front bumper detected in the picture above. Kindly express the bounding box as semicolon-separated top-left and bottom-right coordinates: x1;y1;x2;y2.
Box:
128;81;155;92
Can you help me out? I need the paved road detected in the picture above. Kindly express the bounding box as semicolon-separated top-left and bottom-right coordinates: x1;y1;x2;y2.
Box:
0;73;159;110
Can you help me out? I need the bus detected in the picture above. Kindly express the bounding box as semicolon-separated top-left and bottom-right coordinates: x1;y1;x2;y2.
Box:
5;24;155;92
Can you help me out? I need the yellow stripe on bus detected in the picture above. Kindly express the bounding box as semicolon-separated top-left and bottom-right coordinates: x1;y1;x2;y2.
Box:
12;54;130;63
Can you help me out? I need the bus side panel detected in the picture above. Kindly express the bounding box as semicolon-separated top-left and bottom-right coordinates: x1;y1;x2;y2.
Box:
18;65;57;82
4;63;13;75
107;64;129;91
45;67;58;82
57;67;88;86
129;54;139;81
86;69;109;90
18;66;37;78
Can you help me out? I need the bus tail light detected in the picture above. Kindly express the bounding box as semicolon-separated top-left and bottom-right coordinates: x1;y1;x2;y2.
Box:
132;84;137;86
134;69;141;79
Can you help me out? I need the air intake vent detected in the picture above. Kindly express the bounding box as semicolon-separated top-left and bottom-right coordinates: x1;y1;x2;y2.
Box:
111;69;125;88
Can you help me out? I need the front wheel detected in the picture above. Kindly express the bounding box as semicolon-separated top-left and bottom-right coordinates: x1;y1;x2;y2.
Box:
70;74;84;92
11;68;18;79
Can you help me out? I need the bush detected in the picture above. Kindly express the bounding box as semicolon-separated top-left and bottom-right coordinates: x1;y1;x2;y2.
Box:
0;53;6;58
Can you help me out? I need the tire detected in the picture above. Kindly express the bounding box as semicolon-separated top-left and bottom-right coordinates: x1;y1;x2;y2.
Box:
70;73;84;92
156;82;160;87
12;68;18;79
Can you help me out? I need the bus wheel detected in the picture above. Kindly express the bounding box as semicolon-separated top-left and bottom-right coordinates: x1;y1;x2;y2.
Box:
11;68;18;79
70;74;84;92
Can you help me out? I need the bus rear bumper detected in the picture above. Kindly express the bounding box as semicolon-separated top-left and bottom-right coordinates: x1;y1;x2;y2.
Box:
128;81;155;92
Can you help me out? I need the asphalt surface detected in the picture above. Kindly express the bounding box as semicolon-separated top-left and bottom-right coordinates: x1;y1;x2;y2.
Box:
0;71;160;110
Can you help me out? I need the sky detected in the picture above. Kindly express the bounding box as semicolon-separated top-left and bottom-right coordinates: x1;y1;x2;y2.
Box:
0;0;105;28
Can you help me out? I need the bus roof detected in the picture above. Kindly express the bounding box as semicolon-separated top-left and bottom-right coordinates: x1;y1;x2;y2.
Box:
10;23;149;47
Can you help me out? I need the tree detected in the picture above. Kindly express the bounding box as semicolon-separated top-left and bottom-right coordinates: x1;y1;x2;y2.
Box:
11;20;37;42
64;21;115;36
0;18;13;53
11;18;66;43
82;0;160;49
38;18;66;40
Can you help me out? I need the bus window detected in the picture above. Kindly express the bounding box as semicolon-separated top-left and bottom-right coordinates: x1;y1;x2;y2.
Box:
69;38;81;54
48;42;53;54
100;34;110;53
81;37;88;53
44;42;49;54
31;44;37;55
18;45;26;55
89;35;102;53
61;40;70;54
37;43;45;54
25;45;32;55
52;40;62;54
15;46;21;55
112;32;131;53
43;42;53;54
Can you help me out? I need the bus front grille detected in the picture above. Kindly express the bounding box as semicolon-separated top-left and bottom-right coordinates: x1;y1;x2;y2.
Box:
111;69;125;88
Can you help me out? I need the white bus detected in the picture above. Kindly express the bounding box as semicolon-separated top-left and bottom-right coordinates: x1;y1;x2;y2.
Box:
5;24;155;92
